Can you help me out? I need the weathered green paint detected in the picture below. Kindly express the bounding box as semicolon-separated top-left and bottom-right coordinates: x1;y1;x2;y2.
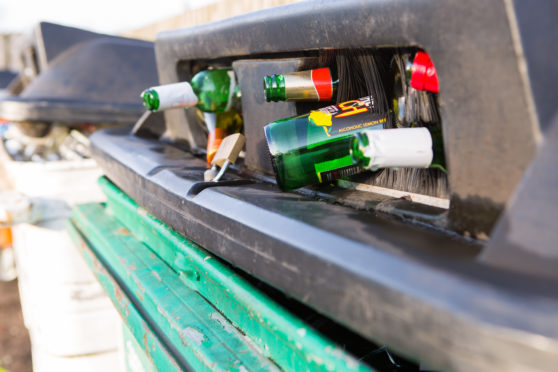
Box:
97;176;374;372
67;222;181;372
122;323;158;372
70;203;280;372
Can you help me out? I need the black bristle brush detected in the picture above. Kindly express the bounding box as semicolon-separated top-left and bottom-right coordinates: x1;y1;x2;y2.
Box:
336;48;448;199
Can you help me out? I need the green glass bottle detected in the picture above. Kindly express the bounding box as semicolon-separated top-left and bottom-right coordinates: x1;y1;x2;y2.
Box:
265;96;387;190
141;69;240;113
263;67;338;102
351;127;446;172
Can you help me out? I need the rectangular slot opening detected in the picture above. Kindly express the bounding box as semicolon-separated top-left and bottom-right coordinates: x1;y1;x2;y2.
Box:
171;47;453;235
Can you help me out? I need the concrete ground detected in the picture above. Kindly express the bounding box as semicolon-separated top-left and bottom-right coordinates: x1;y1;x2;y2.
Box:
0;280;31;372
0;158;32;372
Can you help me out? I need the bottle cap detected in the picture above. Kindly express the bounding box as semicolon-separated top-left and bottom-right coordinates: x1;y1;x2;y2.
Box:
410;51;439;93
311;67;334;101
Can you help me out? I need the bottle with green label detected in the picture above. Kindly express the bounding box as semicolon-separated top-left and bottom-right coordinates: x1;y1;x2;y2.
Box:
351;127;446;172
263;67;338;102
265;96;387;190
141;68;240;113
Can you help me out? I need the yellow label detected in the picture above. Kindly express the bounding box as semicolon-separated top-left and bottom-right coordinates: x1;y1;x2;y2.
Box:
308;110;333;137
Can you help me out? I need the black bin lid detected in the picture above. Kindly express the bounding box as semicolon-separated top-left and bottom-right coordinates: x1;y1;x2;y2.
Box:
0;37;157;125
0;70;17;90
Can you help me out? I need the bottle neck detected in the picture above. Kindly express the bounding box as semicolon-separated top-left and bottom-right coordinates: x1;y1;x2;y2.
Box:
141;82;198;112
141;89;160;111
264;67;337;102
429;127;446;171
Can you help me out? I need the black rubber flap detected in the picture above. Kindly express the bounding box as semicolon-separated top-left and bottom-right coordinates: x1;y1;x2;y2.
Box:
34;22;110;70
0;37;157;124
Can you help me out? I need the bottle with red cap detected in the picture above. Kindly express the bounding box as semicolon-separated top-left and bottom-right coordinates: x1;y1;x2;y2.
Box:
408;51;439;93
263;67;338;102
392;51;440;128
263;51;439;104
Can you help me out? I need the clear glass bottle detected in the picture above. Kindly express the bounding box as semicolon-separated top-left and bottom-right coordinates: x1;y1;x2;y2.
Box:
392;51;440;127
141;69;240;113
202;109;243;164
263;67;338;102
265;96;387;190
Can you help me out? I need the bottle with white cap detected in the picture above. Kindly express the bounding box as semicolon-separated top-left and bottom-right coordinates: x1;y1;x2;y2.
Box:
141;68;242;165
264;96;388;190
141;68;240;113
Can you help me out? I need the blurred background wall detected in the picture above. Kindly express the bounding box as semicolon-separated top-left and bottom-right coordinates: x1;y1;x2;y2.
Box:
0;34;23;71
121;0;301;40
0;0;301;69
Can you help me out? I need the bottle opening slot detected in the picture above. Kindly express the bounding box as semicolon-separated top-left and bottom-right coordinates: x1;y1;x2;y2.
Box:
171;46;451;232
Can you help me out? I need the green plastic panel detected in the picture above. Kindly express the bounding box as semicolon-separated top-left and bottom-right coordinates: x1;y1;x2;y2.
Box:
122;323;159;372
96;176;373;372
69;204;279;372
67;222;182;372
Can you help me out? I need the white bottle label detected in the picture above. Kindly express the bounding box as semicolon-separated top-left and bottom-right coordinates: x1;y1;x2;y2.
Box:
151;82;198;110
362;127;433;171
